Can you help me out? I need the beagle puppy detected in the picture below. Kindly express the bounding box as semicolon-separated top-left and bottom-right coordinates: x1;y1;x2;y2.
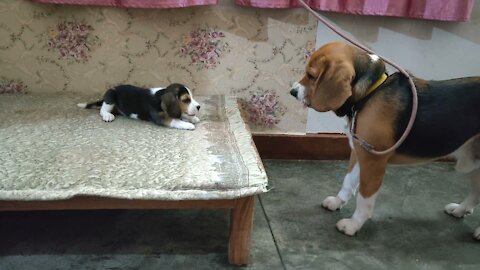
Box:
78;83;200;130
290;41;480;239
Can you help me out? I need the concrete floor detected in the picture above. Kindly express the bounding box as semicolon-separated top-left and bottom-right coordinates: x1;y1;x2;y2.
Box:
1;160;479;270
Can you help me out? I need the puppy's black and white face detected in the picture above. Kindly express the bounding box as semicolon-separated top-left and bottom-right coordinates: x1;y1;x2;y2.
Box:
178;85;201;117
153;83;200;119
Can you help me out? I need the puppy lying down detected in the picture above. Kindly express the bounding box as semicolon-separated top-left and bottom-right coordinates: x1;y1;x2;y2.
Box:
78;83;201;130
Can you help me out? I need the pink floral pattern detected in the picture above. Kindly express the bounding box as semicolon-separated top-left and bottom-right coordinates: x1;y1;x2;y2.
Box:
47;19;99;63
180;28;228;69
0;1;317;133
239;89;287;127
0;79;28;94
304;40;315;61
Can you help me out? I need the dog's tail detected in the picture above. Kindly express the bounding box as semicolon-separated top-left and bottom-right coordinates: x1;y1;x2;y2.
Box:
77;100;103;109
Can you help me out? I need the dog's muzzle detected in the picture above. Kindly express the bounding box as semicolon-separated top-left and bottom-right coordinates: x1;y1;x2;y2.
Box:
290;88;298;98
290;82;306;106
290;82;302;99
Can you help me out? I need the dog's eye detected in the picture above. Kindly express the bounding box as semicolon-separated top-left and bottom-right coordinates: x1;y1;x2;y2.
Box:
306;73;316;81
182;98;191;103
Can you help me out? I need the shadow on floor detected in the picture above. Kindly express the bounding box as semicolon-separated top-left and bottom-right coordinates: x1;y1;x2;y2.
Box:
0;209;230;256
1;160;480;270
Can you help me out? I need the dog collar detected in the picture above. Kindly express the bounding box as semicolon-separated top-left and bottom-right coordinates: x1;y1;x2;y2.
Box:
365;73;388;96
352;73;389;112
334;73;389;118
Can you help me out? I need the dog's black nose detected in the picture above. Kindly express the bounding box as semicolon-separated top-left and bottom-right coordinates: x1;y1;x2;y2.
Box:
196;105;201;111
290;88;298;98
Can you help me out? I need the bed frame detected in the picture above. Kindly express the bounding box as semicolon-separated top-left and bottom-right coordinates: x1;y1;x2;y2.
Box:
0;196;255;265
0;95;267;265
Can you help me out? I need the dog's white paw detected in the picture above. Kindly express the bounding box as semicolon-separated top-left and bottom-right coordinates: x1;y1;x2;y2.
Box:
474;227;480;241
182;122;195;130
322;196;344;211
444;203;473;218
190;116;200;124
336;218;361;236
177;122;195;130
101;112;115;122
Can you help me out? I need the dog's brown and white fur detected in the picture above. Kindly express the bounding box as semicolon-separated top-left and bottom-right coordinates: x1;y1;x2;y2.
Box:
290;42;480;239
78;83;200;130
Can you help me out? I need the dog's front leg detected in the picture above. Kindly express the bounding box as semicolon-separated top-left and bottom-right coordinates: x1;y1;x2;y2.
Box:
322;152;359;211
149;110;195;130
181;114;200;124
336;149;388;236
168;119;195;130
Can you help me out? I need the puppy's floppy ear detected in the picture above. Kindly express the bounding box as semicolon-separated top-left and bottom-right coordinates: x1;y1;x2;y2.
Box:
311;56;354;112
161;92;182;119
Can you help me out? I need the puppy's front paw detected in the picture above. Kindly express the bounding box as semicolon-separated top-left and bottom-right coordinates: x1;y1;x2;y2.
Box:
182;122;195;130
101;112;115;122
336;218;361;236
474;227;480;241
190;116;200;124
444;203;473;218
322;196;344;211
182;115;200;124
171;121;195;130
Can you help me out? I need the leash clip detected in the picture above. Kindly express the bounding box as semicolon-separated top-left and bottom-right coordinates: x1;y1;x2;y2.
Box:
354;136;375;152
349;111;376;153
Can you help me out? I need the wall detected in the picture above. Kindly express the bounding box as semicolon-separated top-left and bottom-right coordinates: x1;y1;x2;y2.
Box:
0;0;317;134
307;3;480;133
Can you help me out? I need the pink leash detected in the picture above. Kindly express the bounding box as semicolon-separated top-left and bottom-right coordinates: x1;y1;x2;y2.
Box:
297;0;418;156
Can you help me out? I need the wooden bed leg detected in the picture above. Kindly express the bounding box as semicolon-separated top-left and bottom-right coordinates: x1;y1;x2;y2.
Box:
228;196;255;265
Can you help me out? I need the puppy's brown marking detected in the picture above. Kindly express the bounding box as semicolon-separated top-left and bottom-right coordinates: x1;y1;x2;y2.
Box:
161;91;182;119
161;117;173;127
180;93;191;115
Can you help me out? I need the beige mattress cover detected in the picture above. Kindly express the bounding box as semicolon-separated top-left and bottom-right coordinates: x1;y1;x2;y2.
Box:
0;94;268;201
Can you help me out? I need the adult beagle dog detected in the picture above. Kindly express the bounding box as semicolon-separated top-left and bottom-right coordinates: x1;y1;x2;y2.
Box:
78;83;200;130
290;41;480;239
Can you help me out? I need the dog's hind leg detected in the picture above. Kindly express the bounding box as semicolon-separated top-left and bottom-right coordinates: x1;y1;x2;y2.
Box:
336;148;389;236
446;168;480;241
322;152;359;211
445;168;480;218
100;89;116;122
474;224;480;241
445;136;480;240
77;100;103;109
445;137;480;218
473;226;480;241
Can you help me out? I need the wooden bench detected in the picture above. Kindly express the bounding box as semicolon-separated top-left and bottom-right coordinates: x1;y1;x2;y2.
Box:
0;94;268;265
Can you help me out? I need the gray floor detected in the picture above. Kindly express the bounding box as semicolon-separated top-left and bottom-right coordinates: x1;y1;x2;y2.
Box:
1;160;479;270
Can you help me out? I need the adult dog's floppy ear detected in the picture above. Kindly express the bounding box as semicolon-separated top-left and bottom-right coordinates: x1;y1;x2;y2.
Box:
161;92;182;119
350;52;386;101
310;56;354;112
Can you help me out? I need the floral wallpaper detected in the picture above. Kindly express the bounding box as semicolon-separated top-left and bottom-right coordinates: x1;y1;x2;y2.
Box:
0;78;28;94
0;0;316;134
179;28;229;69
238;88;287;128
44;19;100;63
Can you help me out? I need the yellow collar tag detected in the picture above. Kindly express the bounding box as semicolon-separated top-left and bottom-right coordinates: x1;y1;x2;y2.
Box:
365;73;388;96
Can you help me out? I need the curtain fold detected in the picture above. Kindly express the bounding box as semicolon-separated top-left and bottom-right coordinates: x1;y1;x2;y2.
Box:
32;0;218;8
235;0;474;22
